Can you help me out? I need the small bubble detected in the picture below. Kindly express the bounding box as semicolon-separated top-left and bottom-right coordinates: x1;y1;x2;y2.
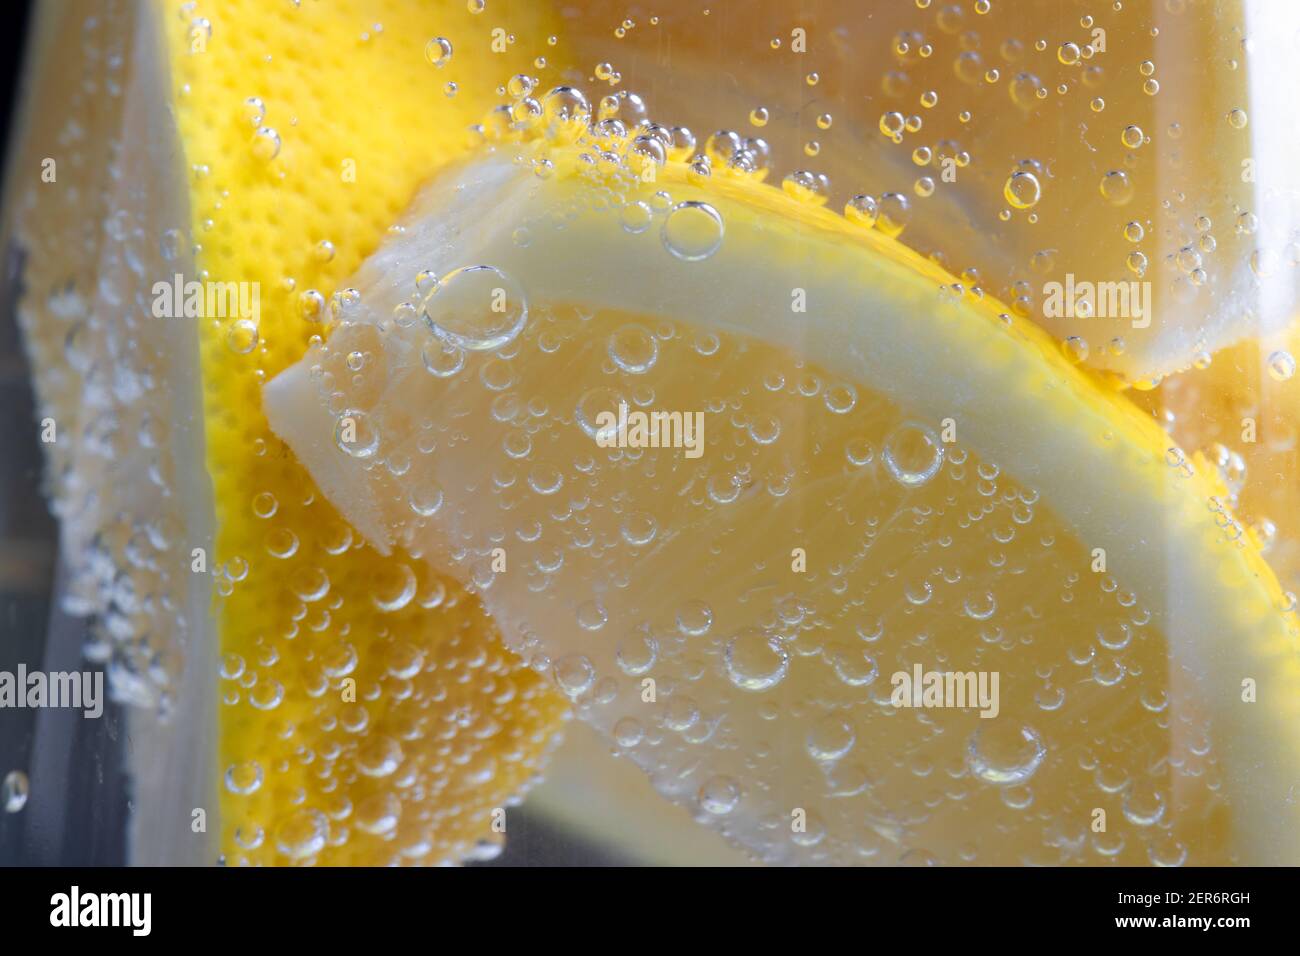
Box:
251;491;278;519
879;111;906;139
877;193;911;237
334;410;379;458
372;563;417;612
782;170;830;204
225;319;259;354
408;483;444;517
845;194;880;227
698;776;740;815
1099;170;1134;205
298;289;325;322
967;725;1046;785
160;228;185;261
224;761;264;795
1062;336;1089;363
662;201;725;261
238;98;265;130
883;422;944;487
554;654;596;696
2;771;28;813
265;527;299;559
620;200;653;234
806;715;856;761
613;717;645;747
620;512;658;547
424;36;453;67
724;627;790;691
617;633;658;675
577;385;624;440
1267;350;1295;382
251;126;281;161
676;600;714;636
421;339;466;378
422;264;527;351
1003;170;1041;209
608;324;659;373
577;601;608;631
275;809;328;860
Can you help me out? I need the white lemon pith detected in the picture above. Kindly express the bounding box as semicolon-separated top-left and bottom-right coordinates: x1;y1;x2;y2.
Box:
266;149;1300;865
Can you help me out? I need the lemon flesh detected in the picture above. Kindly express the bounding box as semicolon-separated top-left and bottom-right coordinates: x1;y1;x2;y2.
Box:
9;0;570;865
558;0;1300;384
267;150;1300;865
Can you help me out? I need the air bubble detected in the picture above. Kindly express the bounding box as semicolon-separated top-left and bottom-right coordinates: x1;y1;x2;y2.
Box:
226;319;259;354
334;410;379;458
877;193;911;237
421;265;527;351
371;563;417;612
699;776;740;814
845;194;879;228
724;628;790;691
1003;170;1041;209
676;600;714;636
554;654;596;695
608;324;659;374
966;725;1046;785
225;761;264;795
424;36;453;67
251;126;281;161
275;809;328;860
2;770;28;813
421;339;466;378
662;201;724;261
883;422;944;487
1100;170;1134;205
1267;350;1295;382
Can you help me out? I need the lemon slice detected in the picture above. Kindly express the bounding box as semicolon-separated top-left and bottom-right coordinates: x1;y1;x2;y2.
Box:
10;0;568;865
566;0;1300;384
266;148;1300;865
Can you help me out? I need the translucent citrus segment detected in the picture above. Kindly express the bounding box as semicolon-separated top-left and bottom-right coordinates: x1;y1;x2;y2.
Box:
558;0;1300;382
1160;330;1300;593
266;148;1300;864
6;0;219;863
155;0;568;864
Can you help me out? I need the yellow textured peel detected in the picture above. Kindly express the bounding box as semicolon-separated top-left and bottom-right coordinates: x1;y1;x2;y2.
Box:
159;0;567;865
